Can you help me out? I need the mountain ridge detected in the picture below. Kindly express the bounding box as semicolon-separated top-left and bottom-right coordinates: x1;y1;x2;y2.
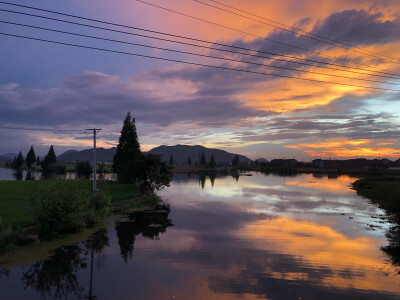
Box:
57;145;253;164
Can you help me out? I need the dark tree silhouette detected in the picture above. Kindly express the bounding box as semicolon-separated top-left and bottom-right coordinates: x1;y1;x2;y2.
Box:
113;113;171;189
232;154;239;168
209;154;216;169
169;154;174;166
112;112;142;183
12;151;24;170
42;145;57;169
200;151;206;168
26;145;36;169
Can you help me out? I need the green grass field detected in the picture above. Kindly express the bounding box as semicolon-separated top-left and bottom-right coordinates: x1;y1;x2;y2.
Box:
0;179;141;228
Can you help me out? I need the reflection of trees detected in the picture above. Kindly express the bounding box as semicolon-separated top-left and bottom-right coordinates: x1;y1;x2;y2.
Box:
25;171;35;180
0;267;9;278
199;174;206;189
22;229;109;300
14;170;22;180
209;173;216;187
83;229;109;300
115;204;173;262
22;245;85;299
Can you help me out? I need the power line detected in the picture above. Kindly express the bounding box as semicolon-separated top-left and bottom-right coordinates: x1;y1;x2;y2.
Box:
3;20;399;86
1;7;399;80
0;125;85;132
195;0;399;64
133;0;397;72
0;31;399;92
207;0;399;63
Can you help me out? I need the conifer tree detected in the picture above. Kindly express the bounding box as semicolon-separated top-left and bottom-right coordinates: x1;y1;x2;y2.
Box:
113;112;142;183
209;154;216;169
42;145;57;169
26;145;36;169
232;154;239;168
200;151;206;167
169;154;174;166
13;150;24;169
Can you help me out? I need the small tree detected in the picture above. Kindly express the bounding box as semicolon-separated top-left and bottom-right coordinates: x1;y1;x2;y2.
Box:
200;151;206;168
187;156;192;166
26;145;36;169
76;160;93;178
209;154;216;169
232;154;239;168
12;151;24;170
169;154;174;166
42;145;57;170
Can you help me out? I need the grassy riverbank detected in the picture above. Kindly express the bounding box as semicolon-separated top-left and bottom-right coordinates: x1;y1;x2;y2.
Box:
352;176;400;266
0;179;141;228
352;176;400;215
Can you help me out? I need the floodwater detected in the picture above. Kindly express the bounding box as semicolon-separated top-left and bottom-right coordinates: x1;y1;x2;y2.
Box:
0;172;399;299
0;167;116;181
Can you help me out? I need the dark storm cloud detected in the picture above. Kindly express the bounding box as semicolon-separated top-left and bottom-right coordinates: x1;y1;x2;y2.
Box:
229;9;400;59
0;71;268;128
235;112;397;143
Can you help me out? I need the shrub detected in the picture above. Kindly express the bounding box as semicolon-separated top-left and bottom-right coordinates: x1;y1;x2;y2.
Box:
34;181;90;239
85;191;110;227
76;160;93;178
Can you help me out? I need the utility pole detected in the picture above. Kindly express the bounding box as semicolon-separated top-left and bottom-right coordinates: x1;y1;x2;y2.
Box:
86;128;102;194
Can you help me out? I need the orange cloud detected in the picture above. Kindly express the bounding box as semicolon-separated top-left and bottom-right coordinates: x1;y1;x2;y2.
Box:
286;139;400;158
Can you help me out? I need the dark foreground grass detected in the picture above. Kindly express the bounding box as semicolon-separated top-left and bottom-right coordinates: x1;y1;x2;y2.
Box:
352;176;400;214
0;179;140;228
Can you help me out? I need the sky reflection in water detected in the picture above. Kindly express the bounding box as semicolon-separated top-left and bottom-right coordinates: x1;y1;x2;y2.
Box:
0;172;399;299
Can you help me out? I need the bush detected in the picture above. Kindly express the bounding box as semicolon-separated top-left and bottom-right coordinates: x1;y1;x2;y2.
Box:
76;160;93;178
34;181;90;239
85;191;110;227
42;163;67;175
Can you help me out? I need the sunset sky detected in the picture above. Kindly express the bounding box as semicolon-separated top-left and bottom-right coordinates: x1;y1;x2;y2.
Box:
0;0;400;160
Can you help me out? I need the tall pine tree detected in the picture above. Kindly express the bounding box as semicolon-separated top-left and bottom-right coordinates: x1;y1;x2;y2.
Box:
113;112;143;183
26;145;36;169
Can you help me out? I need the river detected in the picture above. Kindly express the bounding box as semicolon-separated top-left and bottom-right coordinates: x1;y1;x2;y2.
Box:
0;172;399;299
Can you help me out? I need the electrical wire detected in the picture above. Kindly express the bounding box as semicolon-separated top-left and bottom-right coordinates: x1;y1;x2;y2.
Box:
2;20;399;86
195;0;399;63
0;31;399;92
0;3;400;79
134;0;397;71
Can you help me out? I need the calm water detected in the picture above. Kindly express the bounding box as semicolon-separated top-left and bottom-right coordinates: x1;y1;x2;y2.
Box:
0;167;116;181
0;172;399;299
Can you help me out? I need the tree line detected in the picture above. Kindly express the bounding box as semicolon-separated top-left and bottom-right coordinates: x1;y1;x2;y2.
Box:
10;145;66;174
167;151;240;169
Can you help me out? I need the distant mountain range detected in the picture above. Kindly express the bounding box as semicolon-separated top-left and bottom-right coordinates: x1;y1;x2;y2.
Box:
56;145;253;164
0;153;18;162
148;145;252;164
58;147;117;162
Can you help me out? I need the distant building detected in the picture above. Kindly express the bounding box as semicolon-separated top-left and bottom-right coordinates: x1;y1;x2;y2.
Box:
270;159;298;168
311;158;390;170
